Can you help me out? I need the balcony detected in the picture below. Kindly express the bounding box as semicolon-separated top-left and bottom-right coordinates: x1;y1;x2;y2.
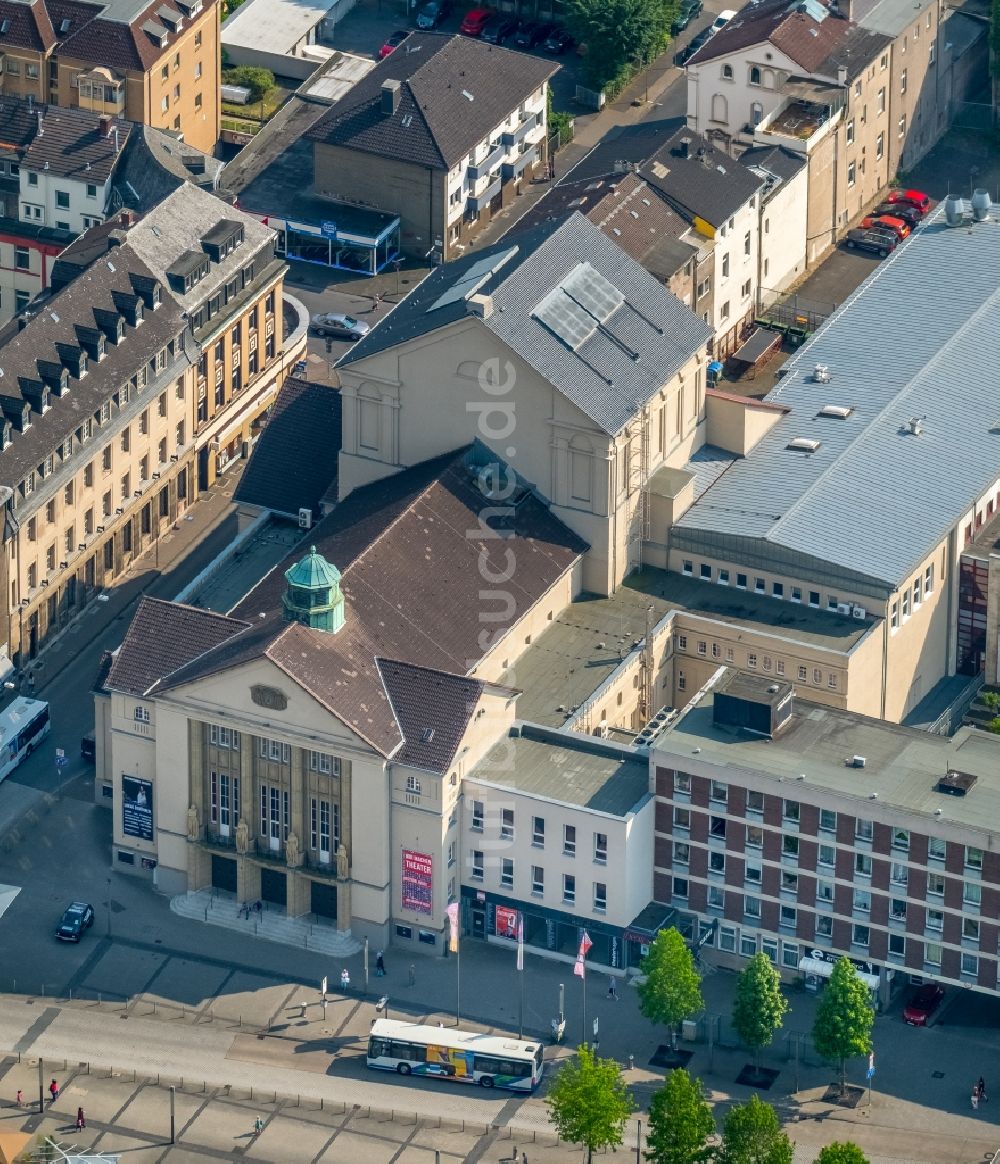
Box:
467;175;502;213
754;84;843;153
468;141;506;182
203;827;236;850
502;112;540;148
502;147;538;182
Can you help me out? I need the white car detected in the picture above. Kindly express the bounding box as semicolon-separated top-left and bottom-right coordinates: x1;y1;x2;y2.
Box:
710;8;736;32
309;312;370;341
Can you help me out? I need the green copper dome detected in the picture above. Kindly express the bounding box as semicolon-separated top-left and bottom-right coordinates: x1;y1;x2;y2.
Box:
282;545;345;633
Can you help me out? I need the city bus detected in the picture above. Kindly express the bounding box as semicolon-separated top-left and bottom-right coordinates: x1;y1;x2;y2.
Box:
366;1019;544;1091
0;698;50;782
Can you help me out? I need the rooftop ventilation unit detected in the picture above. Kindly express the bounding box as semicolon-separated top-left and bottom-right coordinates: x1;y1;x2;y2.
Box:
848;755;866;768
812;364;831;383
944;194;965;225
298;507;312;529
907;416;925;436
971;189;991;222
936;769;976;796
787;437;820;452
818;404;852;419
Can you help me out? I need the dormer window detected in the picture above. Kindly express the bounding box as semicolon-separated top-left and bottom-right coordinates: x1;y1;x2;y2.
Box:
151;285;161;309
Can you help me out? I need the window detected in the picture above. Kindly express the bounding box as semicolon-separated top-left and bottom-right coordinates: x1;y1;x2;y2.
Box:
925;942;942;967
816;878;834;903
913;576;922;607
719;569;730;585
891;828;909;852
722;254;730;278
737;573;747;589
855;853;872;877
14;246;30;271
928;836;946;861
925;563;934;594
961;952;979;978
406;775;421;794
55;190;70;210
847;162;856;188
673;807;690;831
700;563;712;580
781;870;798;894
471;850;484;880
594;832;608;863
744;231;751;256
564;824;576;856
783;799;800;825
563;874;576;904
710;780;728;804
754;576;766;593
877;86;886;113
471;800;484;831
900;68;907;94
888;933;905;958
772;582;784;598
890;599;899;628
966;845;983;870
927;872;945;896
682;559;693;575
500;808;514;840
531;866;544;895
816;915;833;938
745;862;762;884
744;895;761;919
501;858;514;888
746;825;763;849
209;725;240;749
926;908;944;931
890;897;906;920
852;924;870;948
673;877;689;900
798;665;807;680
780;904;796;929
709;850;725;874
856;818;873;842
853;888;871;913
259;737;291;763
782;835;799;859
674;842;690;865
964;881;982;908
898;114;906;138
674;771;691;795
746;790;764;815
309;751;339;775
749;65;761;85
708;885;725;909
846;118;855;144
697;640;707;656
532;816;544;846
874;132;884;164
722;63;733;78
819;808;837;832
963;917;980;942
710;815;726;840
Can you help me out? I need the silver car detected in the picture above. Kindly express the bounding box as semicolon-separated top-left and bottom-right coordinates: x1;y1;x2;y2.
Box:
310;312;370;340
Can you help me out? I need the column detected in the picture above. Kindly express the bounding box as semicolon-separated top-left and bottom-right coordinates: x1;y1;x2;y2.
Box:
287;872;310;918
240;731;254;826
336;878;351;931
290;746;305;846
188;720;205;819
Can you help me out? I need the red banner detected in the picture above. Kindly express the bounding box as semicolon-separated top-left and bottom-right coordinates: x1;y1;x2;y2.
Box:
401;849;433;914
495;905;518;939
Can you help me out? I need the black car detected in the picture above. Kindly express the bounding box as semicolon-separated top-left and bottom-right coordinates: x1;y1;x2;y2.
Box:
672;0;703;34
482;15;517;42
56;901;95;942
543;26;574;52
677;27;710;64
845;227;897;258
415;0;450;28
872;201;921;228
514;20;553;47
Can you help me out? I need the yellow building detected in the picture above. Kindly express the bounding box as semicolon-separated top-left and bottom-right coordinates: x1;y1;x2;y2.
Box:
0;0;220;154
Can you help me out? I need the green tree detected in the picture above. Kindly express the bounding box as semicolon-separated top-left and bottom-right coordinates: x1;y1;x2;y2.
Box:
717;1094;793;1164
815;1144;870;1164
564;0;678;90
811;958;874;1094
546;1044;636;1164
732;952;790;1072
223;65;275;102
638;927;704;1050
645;1068;715;1164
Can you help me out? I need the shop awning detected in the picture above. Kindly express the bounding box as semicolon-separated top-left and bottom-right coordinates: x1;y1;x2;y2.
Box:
799;955;879;990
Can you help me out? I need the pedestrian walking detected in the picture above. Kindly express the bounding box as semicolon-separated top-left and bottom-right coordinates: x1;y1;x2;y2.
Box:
522;1153;528;1164
607;976;618;1000
375;950;385;977
978;1076;988;1101
76;1107;86;1130
340;967;350;991
48;1079;59;1104
253;1116;264;1136
15;1089;22;1107
972;1086;980;1111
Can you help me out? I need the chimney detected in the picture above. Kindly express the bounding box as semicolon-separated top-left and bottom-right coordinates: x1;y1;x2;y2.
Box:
99;113;112;137
679;136;691;159
36;112;44;137
467;293;492;319
837;64;847;85
381;79;401;116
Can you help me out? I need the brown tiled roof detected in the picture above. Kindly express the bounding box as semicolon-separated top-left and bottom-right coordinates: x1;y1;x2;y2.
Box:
234;378;341;519
308;32;555;171
149;448;585;756
0;0;53;51
106;597;250;697
0;96;52;151
379;659;485;773
22;102;131;181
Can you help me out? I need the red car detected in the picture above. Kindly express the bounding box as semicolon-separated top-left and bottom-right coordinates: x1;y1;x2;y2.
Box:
859;214;910;241
903;983;944;1026
378;29;409;58
459;6;492;34
884;188;930;215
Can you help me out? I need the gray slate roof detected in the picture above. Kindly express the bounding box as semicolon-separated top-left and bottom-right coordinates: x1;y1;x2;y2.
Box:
675;213;1000;590
340;213;712;435
739;144;807;186
116;124;222;212
307;32;555;171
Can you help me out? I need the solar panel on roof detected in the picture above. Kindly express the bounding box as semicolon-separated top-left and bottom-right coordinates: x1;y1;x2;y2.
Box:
428;246;519;312
562;262;624;323
533;287;597;350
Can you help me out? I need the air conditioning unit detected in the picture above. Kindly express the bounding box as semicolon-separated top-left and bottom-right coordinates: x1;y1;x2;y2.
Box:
836;602;852;615
852;605;866;620
298;507;312;530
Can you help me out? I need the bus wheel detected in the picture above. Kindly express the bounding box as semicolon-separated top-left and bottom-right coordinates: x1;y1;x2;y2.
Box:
479;1076;494;1088
397;1063;411;1076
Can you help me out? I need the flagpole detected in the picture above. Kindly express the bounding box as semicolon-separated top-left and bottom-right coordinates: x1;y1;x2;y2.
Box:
456;931;461;1026
582;964;587;1048
517;912;525;1038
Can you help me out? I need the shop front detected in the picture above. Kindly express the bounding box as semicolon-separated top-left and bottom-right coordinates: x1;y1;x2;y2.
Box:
263;201;401;275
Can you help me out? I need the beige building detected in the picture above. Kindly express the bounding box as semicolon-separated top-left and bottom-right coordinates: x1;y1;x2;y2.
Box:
337;212;713;597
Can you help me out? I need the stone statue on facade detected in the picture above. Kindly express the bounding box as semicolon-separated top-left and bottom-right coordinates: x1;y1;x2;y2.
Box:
186;804;200;842
235;818;250;855
336;842;349;881
285;830;302;868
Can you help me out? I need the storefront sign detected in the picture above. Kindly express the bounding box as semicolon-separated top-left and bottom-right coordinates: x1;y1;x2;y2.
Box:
610;936;620;968
251;684;288;711
122;776;153;841
321;221;338;238
495;905;518;939
401;849;433;914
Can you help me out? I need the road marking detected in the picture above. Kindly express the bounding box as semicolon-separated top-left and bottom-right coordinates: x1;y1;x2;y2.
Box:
14;1006;60;1053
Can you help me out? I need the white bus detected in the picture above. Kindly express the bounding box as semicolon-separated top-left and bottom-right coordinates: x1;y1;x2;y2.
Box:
366;1019;544;1091
0;698;50;782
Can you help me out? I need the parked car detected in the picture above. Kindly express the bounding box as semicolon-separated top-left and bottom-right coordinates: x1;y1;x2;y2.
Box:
416;0;450;28
514;20;553;47
903;983;945;1026
672;0;703;34
482;15;517;42
677;27;711;63
310;313;371;340
56;901;94;942
884;188;930;215
80;731;96;761
872;201;921;228
378;29;409;58
459;7;492;35
859;214;910;241
543;26;574;52
844;227;897;258
709;8;736;33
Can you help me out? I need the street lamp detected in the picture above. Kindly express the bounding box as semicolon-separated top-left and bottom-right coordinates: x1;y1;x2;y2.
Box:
106;876;112;938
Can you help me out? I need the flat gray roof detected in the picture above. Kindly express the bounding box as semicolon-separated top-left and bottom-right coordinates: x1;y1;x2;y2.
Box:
655;677;1000;837
505;568;872;728
675;212;1000;590
468;725;649;817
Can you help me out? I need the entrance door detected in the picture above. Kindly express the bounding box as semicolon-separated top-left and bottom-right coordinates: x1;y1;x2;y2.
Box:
260;784;287;853
261;867;287;907
310;881;338;921
198;446;211;493
211;855;237;893
212;773;239;838
472;909;486;939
